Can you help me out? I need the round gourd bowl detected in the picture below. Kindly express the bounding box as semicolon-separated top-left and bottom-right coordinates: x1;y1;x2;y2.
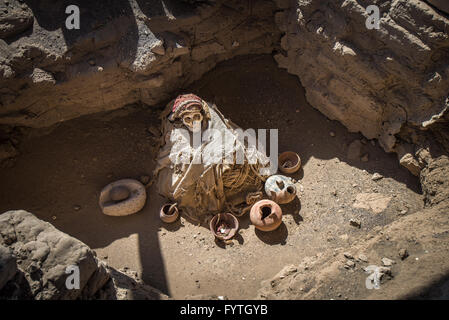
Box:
278;151;301;174
209;213;239;241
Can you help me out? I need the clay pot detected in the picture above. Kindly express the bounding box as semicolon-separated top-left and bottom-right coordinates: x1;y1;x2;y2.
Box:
250;199;282;232
99;179;146;216
264;175;297;204
160;203;179;223
209;213;239;240
278;151;301;174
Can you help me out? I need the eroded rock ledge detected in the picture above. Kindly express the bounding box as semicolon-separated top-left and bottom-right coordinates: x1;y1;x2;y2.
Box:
2;0;449;177
0;210;167;300
275;0;449;173
0;0;280;127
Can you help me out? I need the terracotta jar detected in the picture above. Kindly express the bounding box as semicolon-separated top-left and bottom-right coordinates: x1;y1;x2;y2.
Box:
209;213;239;240
160;203;179;223
264;175;297;204
250;199;282;232
278;151;301;174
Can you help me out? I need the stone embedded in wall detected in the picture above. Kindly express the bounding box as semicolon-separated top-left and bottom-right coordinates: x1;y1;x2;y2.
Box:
399;153;422;176
394;142;424;176
30;68;56;86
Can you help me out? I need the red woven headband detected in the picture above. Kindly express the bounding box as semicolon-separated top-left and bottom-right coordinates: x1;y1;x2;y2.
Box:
172;94;203;114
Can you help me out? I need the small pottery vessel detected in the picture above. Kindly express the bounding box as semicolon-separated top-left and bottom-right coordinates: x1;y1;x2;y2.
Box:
264;175;297;204
209;213;239;240
99;179;146;216
160;203;179;223
278;151;301;174
250;199;282;232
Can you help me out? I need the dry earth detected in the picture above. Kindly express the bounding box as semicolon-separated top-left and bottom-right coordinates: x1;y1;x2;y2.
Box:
0;55;426;299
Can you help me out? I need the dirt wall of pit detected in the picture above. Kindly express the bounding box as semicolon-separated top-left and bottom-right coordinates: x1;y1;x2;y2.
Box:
1;0;449;300
1;0;449;176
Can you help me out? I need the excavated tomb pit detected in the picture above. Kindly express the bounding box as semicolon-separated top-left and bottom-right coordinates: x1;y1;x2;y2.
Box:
0;55;424;299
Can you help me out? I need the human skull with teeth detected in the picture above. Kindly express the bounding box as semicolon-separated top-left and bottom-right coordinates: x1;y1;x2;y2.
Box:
180;105;203;132
172;94;208;133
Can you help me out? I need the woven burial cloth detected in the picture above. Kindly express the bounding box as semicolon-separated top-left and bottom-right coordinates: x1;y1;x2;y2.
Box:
153;96;272;223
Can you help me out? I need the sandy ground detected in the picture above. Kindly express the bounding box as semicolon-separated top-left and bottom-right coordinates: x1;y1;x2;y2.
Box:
0;55;423;299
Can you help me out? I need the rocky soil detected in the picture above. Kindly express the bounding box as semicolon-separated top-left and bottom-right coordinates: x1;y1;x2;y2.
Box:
0;209;109;299
0;209;167;299
258;156;449;300
0;56;435;299
0;0;448;300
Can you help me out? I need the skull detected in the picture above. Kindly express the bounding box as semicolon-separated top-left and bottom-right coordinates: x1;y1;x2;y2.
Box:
180;106;203;132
